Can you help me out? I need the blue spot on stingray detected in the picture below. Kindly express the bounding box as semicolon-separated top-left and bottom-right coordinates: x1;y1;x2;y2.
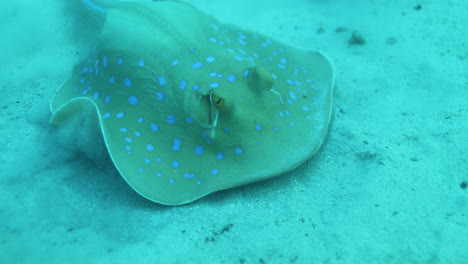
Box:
202;131;211;144
194;146;204;155
255;124;262;131
209;37;217;43
289;91;297;100
217;73;223;78
145;158;151;164
196;180;202;185
128;96;139;105
235;147;243;155
172;160;180;168
138;117;144;123
238;38;247;45
234;56;244;61
138;59;145;66
302;106;310;111
93;91;99;99
289;122;295;127
120;128;128;132
192;62;203;69
104;95;111;104
156;157;162;162
216;152;224;160
167;115;176;125
206;56;216;63
238;48;248;56
172;138;182;152
103;56;108;68
280;58;287;64
134;131;141;137
80;78;85;84
179;80;188;90
244;70;249;77
209;72;217;77
150;122;159;132
156;172;162;177
116;112;125;119
169;178;175;184
109;76;115;84
117;57;122;65
158;76;167;86
278;63;286;70
146;144;155;152
171;60;179;66
210;82;219;88
124;137;133;143
223;127;230;133
156;91;165;101
192;84;200;91
185;173;194;178
81;86;91;95
102;112;111;119
186;117;193;124
211;169;219;175
227;74;236;82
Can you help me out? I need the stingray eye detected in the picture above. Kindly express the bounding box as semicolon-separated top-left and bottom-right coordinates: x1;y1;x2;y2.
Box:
211;94;224;109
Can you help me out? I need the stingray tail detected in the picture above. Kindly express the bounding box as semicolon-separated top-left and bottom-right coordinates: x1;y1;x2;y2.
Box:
79;0;134;13
79;0;165;12
79;0;153;11
80;0;109;13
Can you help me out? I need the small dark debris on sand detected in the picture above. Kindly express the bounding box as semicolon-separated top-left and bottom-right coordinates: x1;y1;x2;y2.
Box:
348;31;366;46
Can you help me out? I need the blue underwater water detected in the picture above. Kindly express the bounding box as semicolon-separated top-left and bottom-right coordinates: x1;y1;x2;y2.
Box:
0;0;466;263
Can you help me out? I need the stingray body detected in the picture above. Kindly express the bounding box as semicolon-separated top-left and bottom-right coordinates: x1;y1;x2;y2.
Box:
50;0;334;205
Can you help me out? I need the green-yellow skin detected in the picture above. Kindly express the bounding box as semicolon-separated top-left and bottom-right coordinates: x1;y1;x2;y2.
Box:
50;0;334;205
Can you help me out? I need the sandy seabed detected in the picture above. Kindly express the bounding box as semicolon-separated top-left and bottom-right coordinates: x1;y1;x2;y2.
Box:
0;0;466;263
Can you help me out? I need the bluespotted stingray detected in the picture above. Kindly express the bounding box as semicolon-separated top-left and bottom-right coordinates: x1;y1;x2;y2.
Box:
50;0;335;205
